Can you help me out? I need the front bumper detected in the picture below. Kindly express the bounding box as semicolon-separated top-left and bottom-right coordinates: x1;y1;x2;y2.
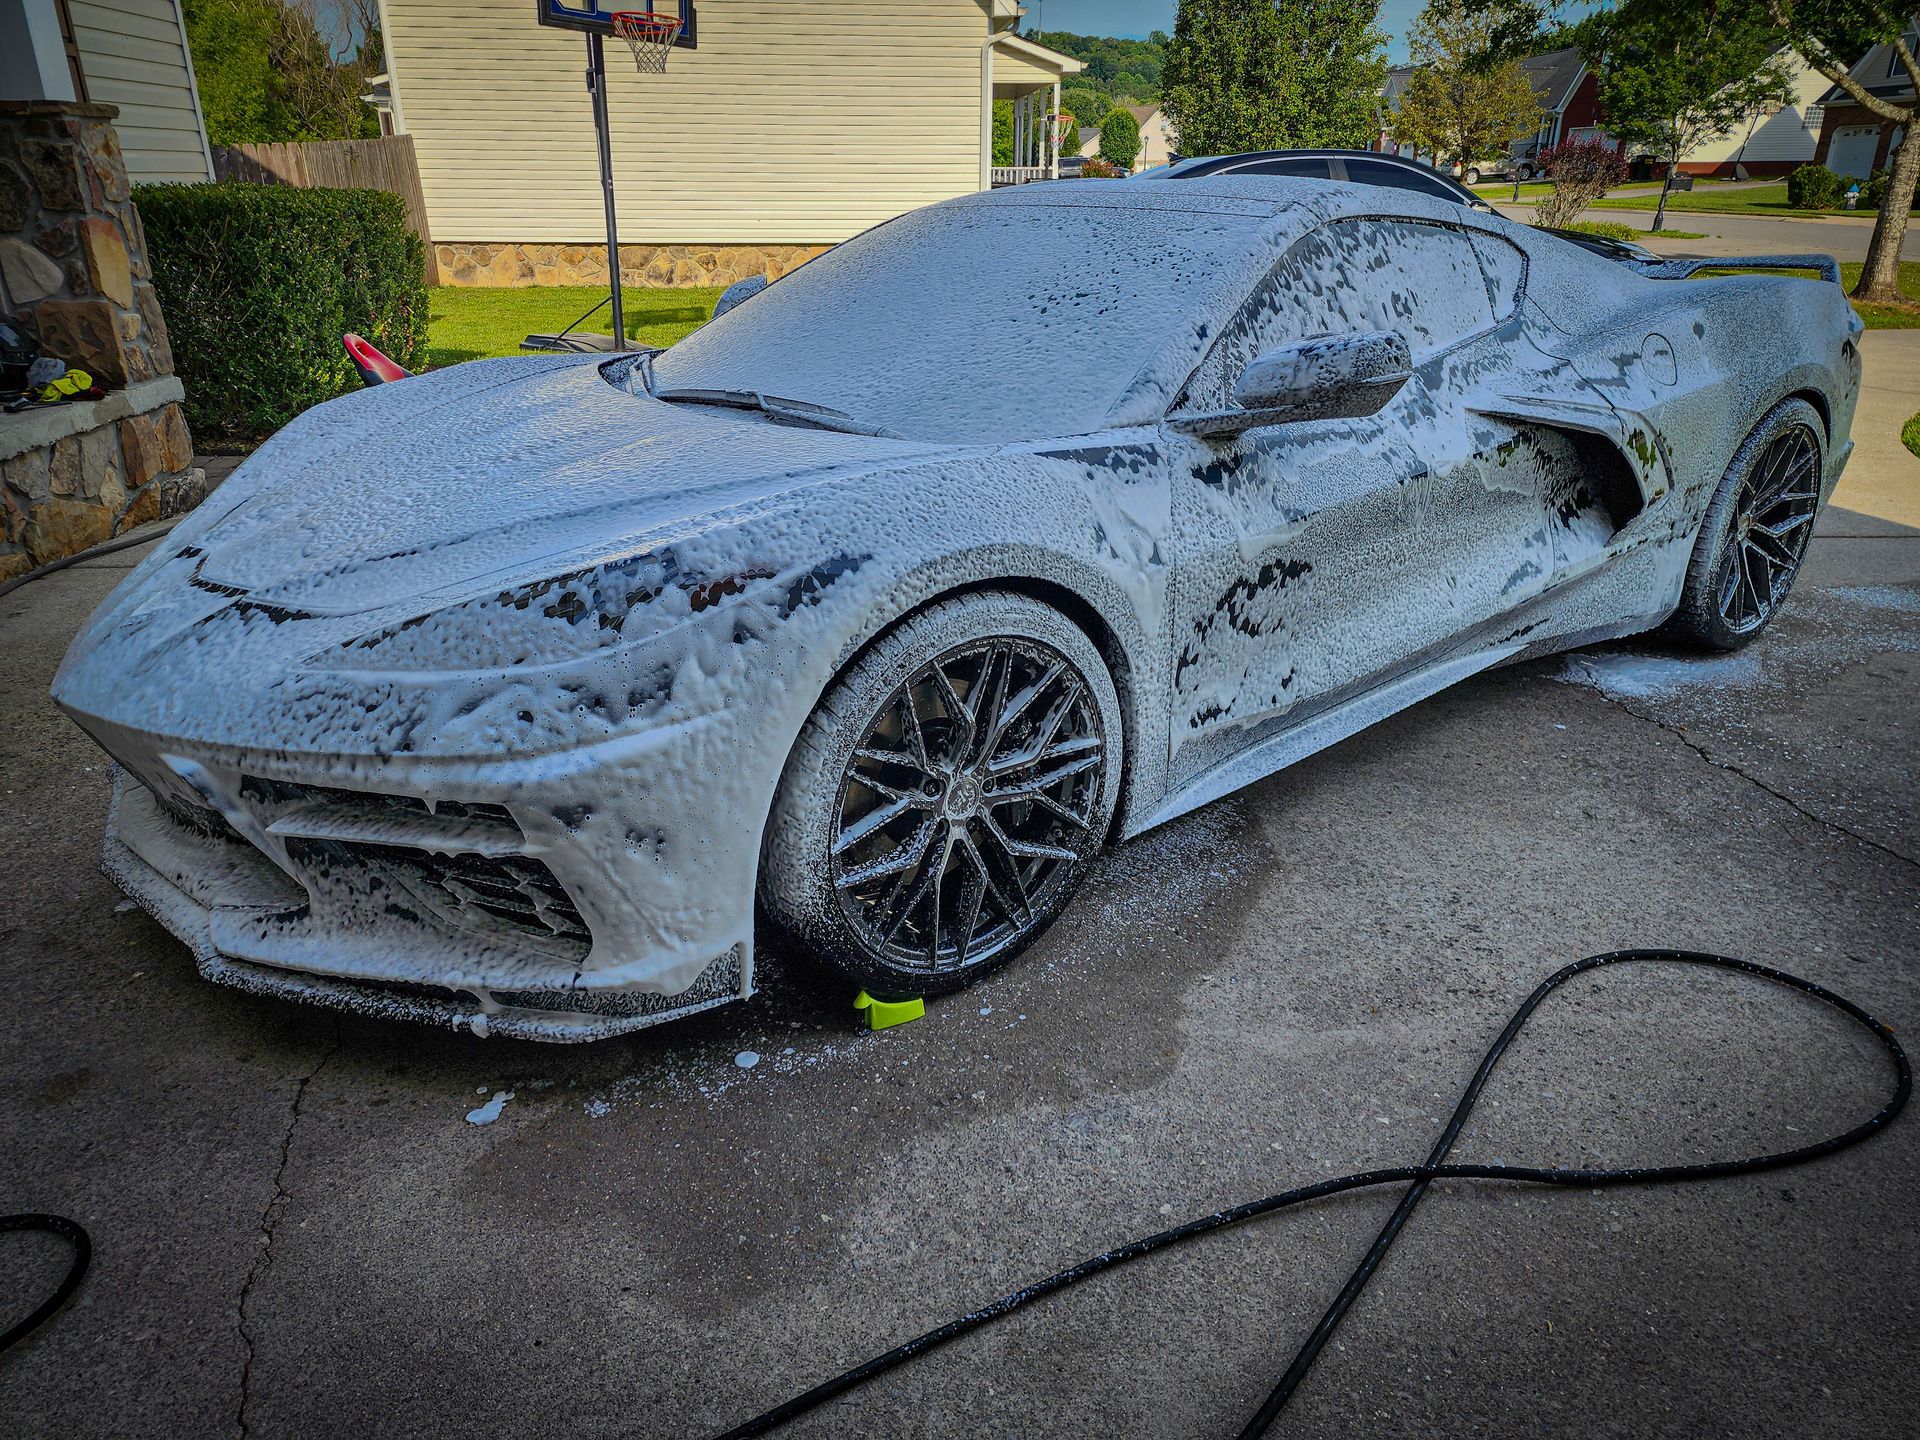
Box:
100;764;749;1042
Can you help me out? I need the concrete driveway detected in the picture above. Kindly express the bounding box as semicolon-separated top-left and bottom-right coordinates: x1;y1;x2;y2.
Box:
3;344;1917;1439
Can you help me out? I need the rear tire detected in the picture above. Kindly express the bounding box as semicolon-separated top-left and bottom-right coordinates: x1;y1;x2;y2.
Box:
1464;166;1482;185
1664;398;1823;651
762;592;1123;997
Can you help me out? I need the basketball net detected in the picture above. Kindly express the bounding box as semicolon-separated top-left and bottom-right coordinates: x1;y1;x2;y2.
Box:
611;10;681;72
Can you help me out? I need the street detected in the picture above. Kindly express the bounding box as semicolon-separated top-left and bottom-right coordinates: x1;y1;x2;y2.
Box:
1493;201;1920;263
3;344;1917;1439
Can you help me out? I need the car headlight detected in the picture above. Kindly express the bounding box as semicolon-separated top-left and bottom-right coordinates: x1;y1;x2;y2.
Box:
310;549;865;675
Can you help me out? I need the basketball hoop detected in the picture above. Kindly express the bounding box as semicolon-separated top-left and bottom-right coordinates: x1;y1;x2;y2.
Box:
611;10;681;72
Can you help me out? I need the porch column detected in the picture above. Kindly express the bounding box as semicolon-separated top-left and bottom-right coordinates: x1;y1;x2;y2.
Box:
1049;79;1061;176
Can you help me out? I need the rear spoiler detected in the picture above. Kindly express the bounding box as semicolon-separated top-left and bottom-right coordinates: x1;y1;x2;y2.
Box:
1633;253;1842;285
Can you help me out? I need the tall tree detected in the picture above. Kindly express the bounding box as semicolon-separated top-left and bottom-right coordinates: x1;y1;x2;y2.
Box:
1162;0;1388;155
1391;0;1542;176
1748;0;1918;304
1100;106;1142;169
1579;4;1794;232
185;0;380;144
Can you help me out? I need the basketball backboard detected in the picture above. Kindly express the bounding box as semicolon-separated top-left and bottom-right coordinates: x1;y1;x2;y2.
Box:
536;0;697;45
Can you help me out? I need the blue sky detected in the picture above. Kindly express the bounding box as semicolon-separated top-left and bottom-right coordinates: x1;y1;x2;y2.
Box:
1024;0;1426;63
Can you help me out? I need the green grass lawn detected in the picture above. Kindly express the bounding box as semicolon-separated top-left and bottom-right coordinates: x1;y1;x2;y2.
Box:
1591;182;1847;218
425;285;726;368
1556;218;1706;241
1904;410;1920;460
1471;180;1556;201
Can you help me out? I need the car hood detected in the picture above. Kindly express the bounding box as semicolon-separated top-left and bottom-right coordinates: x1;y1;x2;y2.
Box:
182;354;944;617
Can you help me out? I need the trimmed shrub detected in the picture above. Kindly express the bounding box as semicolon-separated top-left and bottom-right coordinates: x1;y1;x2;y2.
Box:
1785;163;1843;210
1099;106;1141;170
1531;139;1630;229
1079;156;1123;178
134;183;428;441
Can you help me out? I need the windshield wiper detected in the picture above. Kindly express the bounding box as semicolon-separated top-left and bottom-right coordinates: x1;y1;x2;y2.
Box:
652;386;902;439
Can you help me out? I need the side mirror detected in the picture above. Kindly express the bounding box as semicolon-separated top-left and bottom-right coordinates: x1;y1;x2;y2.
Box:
712;274;768;319
1172;331;1412;438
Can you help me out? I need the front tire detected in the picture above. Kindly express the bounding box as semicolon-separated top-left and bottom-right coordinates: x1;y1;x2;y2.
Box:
762;592;1122;996
1463;166;1482;185
1665;398;1823;651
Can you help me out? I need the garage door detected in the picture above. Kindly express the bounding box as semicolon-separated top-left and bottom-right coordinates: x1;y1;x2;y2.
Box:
1826;125;1881;178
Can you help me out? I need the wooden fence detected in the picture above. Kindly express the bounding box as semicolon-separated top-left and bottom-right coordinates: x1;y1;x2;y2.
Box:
211;136;439;285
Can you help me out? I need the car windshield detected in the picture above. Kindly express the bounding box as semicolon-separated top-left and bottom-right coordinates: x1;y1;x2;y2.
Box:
650;198;1267;444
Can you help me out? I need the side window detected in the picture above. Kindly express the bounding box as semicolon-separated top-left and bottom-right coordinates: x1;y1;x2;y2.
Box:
1341;157;1464;203
1179;218;1497;411
1463;229;1527;321
1230;157;1335;180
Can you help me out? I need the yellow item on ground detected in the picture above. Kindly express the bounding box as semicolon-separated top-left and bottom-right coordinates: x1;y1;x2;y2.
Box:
853;990;925;1031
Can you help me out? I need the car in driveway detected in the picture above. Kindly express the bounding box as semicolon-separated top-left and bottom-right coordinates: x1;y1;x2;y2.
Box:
52;177;1861;1040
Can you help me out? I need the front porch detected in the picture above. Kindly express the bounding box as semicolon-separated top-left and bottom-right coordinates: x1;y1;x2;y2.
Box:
985;32;1081;187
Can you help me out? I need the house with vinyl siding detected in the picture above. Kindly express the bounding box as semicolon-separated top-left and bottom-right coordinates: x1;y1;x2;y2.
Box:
1811;18;1917;179
375;0;1082;286
1;0;213;183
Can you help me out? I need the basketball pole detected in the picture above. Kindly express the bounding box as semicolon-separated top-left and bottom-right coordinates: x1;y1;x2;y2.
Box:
585;31;627;351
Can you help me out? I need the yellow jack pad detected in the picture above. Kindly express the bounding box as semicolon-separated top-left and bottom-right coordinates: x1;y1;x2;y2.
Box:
854;990;925;1031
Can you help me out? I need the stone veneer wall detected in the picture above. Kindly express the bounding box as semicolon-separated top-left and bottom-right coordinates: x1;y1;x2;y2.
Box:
1;102;173;386
1;378;199;579
434;241;833;288
0;101;204;582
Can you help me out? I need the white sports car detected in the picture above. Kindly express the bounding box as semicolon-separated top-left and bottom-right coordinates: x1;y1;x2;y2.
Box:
54;177;1860;1040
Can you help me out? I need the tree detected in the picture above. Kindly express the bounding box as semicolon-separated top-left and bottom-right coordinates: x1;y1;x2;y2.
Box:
1061;84;1110;129
1100;106;1142;170
185;0;381;144
1531;137;1631;227
992;98;1014;167
1579;4;1794;233
1059;115;1081;156
1162;0;1387;155
1391;0;1542;178
1746;0;1918;304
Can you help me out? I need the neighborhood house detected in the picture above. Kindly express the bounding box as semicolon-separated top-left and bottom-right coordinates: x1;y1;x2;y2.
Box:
378;0;1082;287
1375;42;1830;179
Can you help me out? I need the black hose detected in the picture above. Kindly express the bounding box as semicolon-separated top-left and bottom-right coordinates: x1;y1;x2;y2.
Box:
0;520;179;600
713;949;1910;1439
1;1214;91;1353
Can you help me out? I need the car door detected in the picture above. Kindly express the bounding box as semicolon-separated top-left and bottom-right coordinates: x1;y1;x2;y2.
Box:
1160;215;1576;793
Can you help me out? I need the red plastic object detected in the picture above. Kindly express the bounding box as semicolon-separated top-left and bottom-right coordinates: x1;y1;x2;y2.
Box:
343;333;410;386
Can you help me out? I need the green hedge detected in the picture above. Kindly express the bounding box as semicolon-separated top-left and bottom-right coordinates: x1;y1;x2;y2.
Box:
133;183;428;441
1785;163;1843;210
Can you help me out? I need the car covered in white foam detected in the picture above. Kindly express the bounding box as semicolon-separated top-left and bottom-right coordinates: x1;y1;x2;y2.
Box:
53;177;1861;1040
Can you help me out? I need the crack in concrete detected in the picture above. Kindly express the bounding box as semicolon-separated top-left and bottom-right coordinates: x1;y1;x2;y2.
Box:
1599;690;1919;873
235;1028;339;1439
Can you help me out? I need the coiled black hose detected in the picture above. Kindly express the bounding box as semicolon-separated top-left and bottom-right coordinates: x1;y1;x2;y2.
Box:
714;949;1911;1439
0;1214;91;1353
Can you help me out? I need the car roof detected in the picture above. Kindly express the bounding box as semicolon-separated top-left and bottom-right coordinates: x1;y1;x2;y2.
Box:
952;173;1468;227
1163;149;1483;198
